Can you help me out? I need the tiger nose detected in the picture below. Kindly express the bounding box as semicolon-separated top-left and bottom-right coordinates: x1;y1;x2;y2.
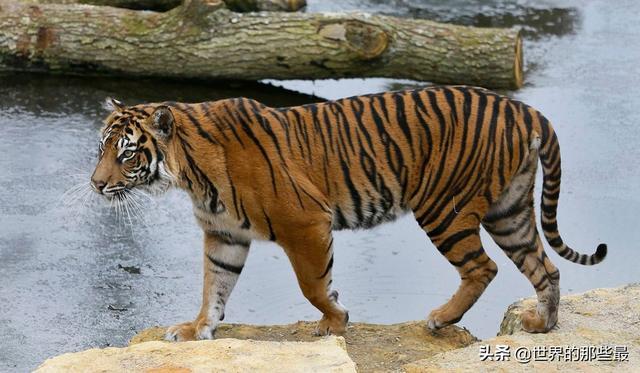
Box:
91;178;107;193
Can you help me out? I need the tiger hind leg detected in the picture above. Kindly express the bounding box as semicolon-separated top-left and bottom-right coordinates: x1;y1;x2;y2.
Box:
483;134;560;333
419;215;498;330
484;206;560;332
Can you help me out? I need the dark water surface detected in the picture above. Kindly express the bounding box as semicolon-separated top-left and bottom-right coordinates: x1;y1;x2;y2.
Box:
1;0;639;371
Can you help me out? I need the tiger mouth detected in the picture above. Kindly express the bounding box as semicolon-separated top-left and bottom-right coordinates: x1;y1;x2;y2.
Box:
103;186;126;193
102;186;130;199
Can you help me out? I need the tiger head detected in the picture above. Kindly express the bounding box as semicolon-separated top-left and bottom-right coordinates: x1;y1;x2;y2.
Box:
90;98;175;199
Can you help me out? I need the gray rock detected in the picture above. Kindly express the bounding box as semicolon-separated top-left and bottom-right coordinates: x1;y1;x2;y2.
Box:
405;284;639;372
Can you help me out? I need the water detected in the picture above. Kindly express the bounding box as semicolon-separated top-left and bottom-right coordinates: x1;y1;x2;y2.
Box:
1;0;639;371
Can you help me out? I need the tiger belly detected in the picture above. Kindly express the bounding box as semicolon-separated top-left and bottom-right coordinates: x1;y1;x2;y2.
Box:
328;178;408;231
331;200;408;231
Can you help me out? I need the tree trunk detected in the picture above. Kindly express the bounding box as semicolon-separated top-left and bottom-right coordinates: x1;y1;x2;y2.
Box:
28;0;306;12
0;0;523;89
31;0;181;11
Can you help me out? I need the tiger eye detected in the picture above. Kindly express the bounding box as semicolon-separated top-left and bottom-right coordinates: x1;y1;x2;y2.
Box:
123;150;134;158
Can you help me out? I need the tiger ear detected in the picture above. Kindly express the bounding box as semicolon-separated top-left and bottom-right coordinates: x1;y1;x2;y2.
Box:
104;97;125;112
149;106;174;138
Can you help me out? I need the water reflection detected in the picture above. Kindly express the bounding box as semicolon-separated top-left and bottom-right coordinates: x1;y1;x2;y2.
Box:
308;0;579;39
0;73;320;116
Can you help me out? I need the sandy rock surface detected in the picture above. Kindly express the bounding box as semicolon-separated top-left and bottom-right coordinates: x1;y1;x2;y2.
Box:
404;284;640;372
35;336;356;373
131;321;477;372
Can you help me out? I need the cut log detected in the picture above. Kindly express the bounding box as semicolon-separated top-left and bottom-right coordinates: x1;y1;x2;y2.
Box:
0;0;523;89
28;0;306;12
223;0;306;12
34;0;182;11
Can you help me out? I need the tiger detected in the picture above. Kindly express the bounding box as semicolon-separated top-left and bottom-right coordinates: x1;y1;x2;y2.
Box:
90;86;606;341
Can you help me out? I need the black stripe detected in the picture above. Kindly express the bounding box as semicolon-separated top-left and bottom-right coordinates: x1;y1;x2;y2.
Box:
318;254;334;279
579;255;588;265
544;170;561;183
533;276;549;291
540;202;556;215
340;159;363;224
180;142;221;213
483;197;527;224
500;236;537;253
206;253;243;274
541;221;558;233
175;105;219;145
393;92;414;157
321;104;336;154
421;175;482;232
425;89;447;148
463;257;492;275
209;230;250;246
435;228;477;254
288;109;308;159
235;100;279;195
299;186;329;212
264;210;276;241
330;102;356;153
240;201;251;229
542;189;560;201
200;102;230;142
486;210;530;236
221;104;246;148
407;91;434;201
334;207;348;229
249;101;286;163
325;237;334;253
349;98;376;156
449;247;485;267
309;104;331;162
229;183;240;218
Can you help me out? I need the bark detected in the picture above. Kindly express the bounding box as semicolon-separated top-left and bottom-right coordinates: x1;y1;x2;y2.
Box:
27;0;306;12
0;0;523;89
223;0;306;12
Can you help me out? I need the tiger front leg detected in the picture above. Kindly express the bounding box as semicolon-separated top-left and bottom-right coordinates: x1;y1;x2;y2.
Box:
281;227;348;336
165;231;250;341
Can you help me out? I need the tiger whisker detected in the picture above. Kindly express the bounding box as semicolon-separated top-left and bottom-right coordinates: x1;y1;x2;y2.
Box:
126;190;150;227
120;192;135;235
60;182;92;206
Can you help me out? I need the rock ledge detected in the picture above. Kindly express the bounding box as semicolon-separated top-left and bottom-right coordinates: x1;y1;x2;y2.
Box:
405;284;639;372
36;337;356;373
36;285;639;372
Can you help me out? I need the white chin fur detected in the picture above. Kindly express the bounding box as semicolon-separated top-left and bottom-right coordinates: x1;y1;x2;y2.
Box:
143;161;175;195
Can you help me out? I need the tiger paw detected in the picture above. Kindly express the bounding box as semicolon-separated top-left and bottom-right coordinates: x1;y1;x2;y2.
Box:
314;312;349;336
426;307;461;330
521;308;555;333
165;318;215;341
426;313;446;330
314;290;349;336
